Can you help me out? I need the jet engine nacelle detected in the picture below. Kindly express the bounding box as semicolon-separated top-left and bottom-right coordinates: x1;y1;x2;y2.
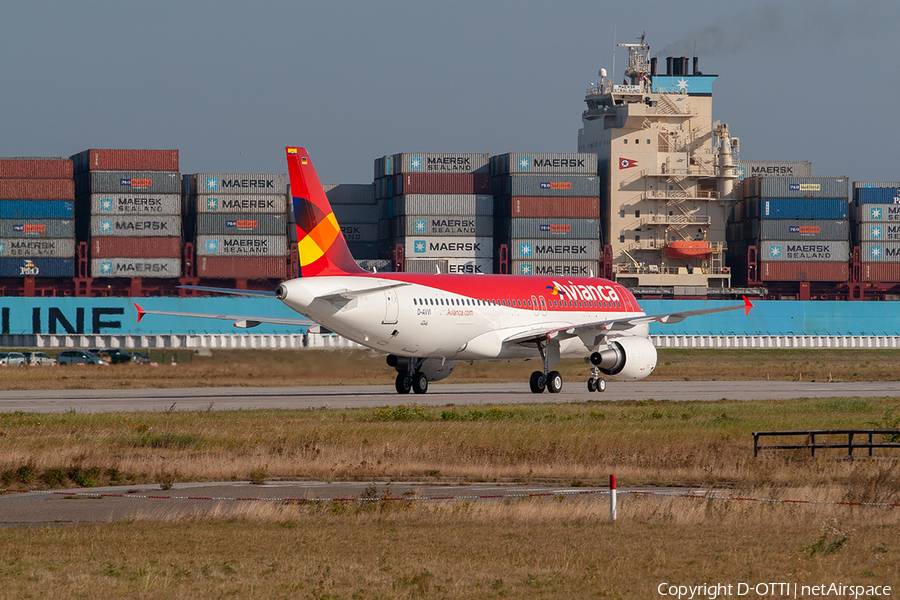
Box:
418;358;457;382
590;336;657;381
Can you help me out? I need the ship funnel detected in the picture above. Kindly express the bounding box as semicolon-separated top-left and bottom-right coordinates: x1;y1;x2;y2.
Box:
692;56;699;75
650;57;657;77
666;56;673;76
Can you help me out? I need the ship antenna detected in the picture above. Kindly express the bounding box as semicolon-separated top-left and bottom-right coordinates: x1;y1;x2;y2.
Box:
611;26;616;83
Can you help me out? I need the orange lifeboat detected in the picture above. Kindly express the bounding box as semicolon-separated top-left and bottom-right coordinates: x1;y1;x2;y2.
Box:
664;240;712;259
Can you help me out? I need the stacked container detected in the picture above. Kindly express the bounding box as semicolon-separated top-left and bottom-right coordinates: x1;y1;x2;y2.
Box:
378;153;493;274
183;173;292;279
0;158;75;277
491;153;601;276
73;149;182;279
727;176;850;283
852;182;900;282
323;183;383;266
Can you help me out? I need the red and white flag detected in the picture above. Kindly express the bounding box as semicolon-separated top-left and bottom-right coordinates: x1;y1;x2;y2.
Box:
619;158;639;169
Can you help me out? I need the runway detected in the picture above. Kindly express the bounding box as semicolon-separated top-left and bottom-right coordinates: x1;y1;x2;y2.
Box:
0;380;897;413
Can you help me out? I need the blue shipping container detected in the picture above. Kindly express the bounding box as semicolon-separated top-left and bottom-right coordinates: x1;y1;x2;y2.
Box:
0;257;73;278
855;188;900;204
0;201;74;219
754;198;848;220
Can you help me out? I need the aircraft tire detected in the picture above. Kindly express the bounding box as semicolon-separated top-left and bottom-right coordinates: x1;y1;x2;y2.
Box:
395;372;412;394
547;371;562;394
596;378;606;392
529;371;545;394
587;378;597;392
412;372;428;394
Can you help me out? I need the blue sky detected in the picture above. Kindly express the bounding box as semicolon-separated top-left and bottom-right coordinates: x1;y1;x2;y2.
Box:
2;1;897;185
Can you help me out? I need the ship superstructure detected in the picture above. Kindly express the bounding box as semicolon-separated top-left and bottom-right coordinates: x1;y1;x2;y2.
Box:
578;35;739;290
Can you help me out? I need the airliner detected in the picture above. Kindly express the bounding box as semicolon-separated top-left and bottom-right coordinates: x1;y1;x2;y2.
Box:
136;147;752;395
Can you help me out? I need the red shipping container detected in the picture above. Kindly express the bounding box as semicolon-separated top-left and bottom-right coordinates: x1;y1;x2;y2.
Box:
393;173;490;195
197;256;294;279
496;196;600;218
759;261;849;282
0;179;75;200
92;237;182;258
859;263;900;283
0;159;73;179
72;149;179;173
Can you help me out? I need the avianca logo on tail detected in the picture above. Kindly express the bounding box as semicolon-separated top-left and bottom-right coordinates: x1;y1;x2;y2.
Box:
552;280;621;303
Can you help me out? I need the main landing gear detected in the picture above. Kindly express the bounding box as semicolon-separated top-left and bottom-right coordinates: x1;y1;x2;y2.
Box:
529;340;562;394
391;356;428;395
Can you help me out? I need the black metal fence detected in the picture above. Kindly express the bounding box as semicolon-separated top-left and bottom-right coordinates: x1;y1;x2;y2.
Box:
753;429;900;458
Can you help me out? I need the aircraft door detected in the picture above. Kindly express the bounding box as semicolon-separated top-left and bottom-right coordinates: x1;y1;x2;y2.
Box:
538;295;548;316
531;295;540;316
382;288;399;324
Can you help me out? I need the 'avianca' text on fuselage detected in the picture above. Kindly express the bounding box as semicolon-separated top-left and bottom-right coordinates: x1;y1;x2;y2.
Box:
135;146;752;396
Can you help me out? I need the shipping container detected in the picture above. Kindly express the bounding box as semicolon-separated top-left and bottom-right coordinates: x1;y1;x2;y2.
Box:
748;197;848;220
331;204;379;223
91;236;182;258
756;219;849;241
187;193;289;215
744;176;849;199
79;194;181;216
186;173;287;195
391;153;489;175
510;260;599;277
91;258;181;278
734;161;811;180
491;153;598;175
394;173;491;195
495;217;600;240
395;215;493;237
404;258;493;275
0;179;75;200
509;239;601;261
196;256;293;279
194;214;287;236
75;171;180;195
758;261;849;282
0;158;73;179
397;236;492;259
394;195;493;217
323;183;376;204
196;235;288;257
853;181;900;189
339;222;379;242
71;149;179;173
89;216;181;238
859;263;900;283
856;223;900;242
759;240;849;262
0;238;74;258
0;219;74;238
854;188;900;204
0;200;73;219
346;242;381;259
859;242;900;263
493;174;600;198
855;204;900;223
494;196;600;219
0;257;73;278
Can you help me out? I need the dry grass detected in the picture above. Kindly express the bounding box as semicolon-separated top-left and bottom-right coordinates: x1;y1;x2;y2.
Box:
3;398;900;491
0;347;898;390
0;493;897;598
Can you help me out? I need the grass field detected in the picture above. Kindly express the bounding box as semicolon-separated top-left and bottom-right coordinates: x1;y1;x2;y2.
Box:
0;347;898;389
1;349;899;597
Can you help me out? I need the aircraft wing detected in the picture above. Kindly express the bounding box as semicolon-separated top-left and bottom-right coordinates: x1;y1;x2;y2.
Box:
177;285;277;297
317;282;411;303
503;296;753;346
134;303;314;329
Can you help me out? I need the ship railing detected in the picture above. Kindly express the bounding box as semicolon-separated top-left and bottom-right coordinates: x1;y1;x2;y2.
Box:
645;189;720;200
641;214;711;226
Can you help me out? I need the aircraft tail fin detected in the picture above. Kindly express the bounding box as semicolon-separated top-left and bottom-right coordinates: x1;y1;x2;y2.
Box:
286;147;366;277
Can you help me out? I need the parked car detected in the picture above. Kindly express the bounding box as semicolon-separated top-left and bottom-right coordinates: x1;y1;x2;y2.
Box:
131;352;151;365
57;350;108;366
0;352;27;366
89;348;132;364
23;351;56;366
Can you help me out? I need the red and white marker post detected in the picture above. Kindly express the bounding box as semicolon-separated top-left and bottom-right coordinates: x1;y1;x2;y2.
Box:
610;474;617;521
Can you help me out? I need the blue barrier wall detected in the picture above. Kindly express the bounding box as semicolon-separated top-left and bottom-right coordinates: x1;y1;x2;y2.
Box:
0;298;897;337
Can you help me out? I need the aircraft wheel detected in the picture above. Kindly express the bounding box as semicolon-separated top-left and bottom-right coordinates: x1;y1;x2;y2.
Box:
547;370;563;394
596;378;606;392
412;371;428;394
529;371;546;394
587;378;597;392
395;372;412;394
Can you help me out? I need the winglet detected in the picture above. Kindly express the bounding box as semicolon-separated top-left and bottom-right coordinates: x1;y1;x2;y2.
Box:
134;302;146;323
742;295;754;316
